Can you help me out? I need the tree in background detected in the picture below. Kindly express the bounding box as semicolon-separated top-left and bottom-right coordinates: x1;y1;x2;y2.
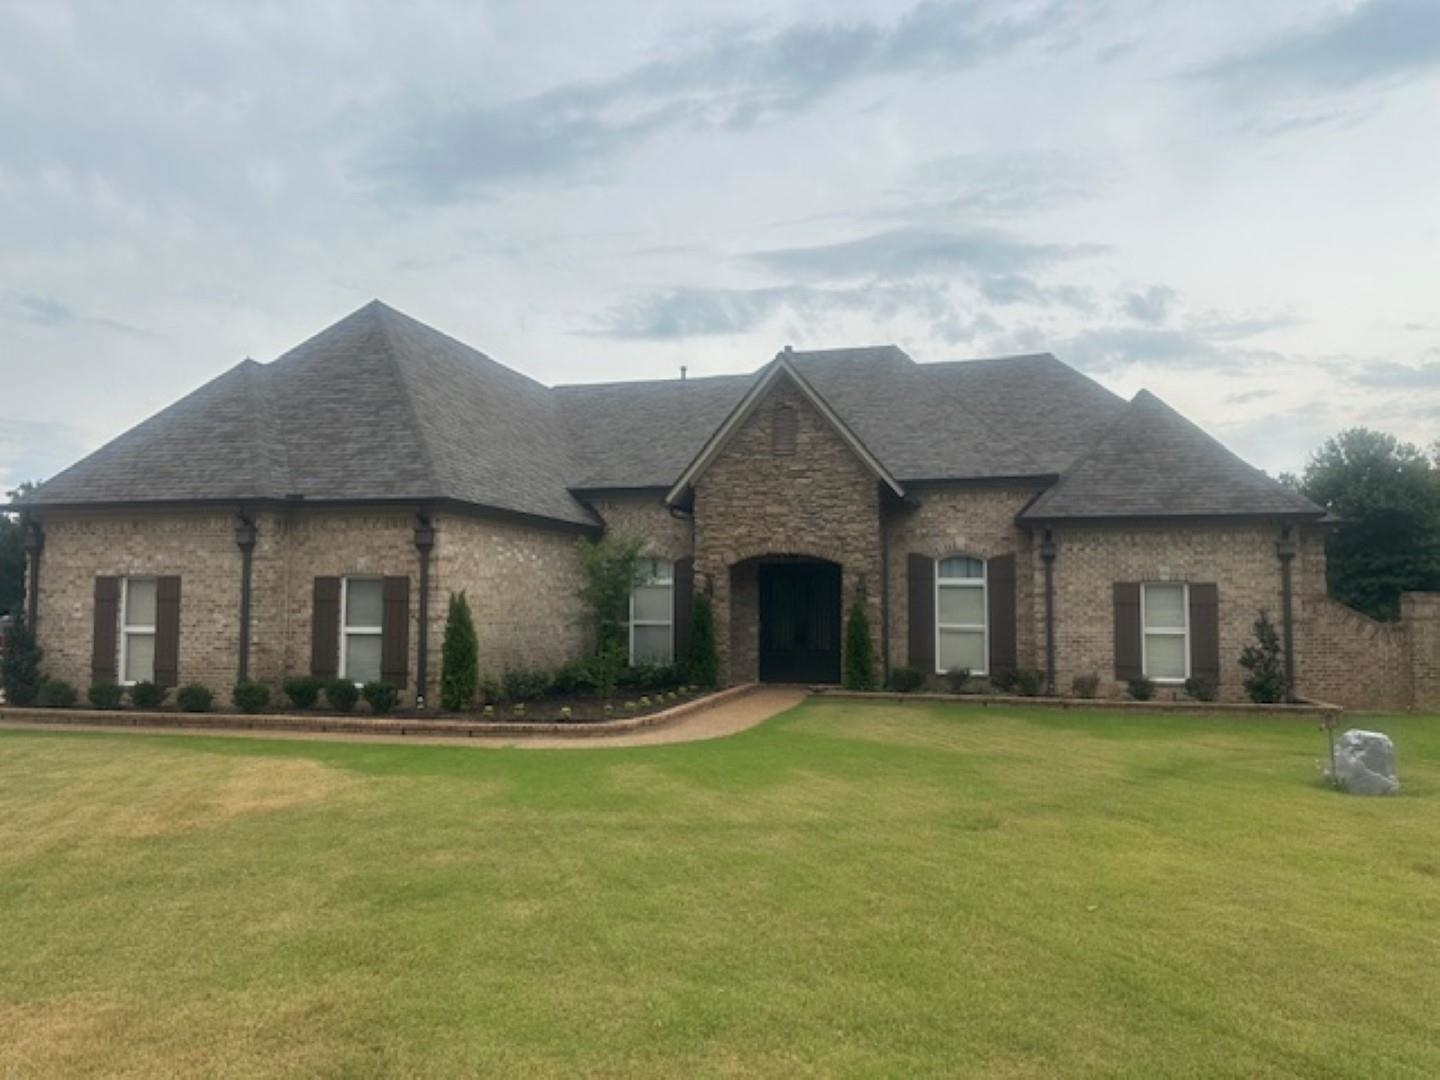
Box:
0;483;37;617
0;610;42;705
440;591;479;711
843;600;876;691
1299;428;1440;621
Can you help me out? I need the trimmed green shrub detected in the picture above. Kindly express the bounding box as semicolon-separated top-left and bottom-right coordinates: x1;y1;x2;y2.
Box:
586;643;624;699
478;675;504;706
1011;668;1044;697
843;600;876;691
503;667;551;702
177;683;214;713
1184;674;1219;702
128;681;167;709
325;679;359;713
37;678;78;708
283;676;323;710
363;681;398;715
551;658;595;696
87;682;123;710
944;667;971;694
685;592;719;689
441;591;479;711
1126;677;1155;701
232;680;271;714
1;611;42;706
1239;611;1287;704
1071;673;1101;699
989;667;1018;694
887;666;925;693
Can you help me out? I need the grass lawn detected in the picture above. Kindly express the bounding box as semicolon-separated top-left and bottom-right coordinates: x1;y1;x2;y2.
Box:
1;702;1437;1078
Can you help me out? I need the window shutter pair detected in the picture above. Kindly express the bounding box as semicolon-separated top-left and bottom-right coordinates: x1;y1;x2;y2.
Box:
1112;582;1220;682
311;576;410;688
906;554;1017;674
673;557;695;667
91;575;180;687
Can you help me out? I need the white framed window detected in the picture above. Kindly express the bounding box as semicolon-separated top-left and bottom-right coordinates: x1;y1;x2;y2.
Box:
119;576;157;685
1142;582;1189;682
341;577;384;685
629;557;674;665
936;555;987;675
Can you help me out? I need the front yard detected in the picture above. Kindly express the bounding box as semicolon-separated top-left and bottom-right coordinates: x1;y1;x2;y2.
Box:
1;702;1436;1078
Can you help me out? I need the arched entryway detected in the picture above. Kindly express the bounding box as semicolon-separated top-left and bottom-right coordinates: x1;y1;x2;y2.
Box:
732;555;842;684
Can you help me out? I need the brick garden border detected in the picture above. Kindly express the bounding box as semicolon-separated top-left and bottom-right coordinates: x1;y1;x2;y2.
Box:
0;683;761;740
809;687;1344;719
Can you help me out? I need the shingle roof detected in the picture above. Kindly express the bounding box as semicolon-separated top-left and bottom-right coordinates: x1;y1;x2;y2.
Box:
21;301;1316;525
1019;390;1323;521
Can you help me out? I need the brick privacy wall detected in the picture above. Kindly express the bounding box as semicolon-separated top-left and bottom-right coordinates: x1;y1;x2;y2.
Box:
1404;594;1440;710
1299;597;1411;709
884;485;1039;677
692;376;883;685
584;494;693;561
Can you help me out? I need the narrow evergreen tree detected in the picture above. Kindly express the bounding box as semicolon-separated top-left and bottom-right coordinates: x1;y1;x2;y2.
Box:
0;609;42;706
843;600;876;691
686;591;719;689
1239;610;1287;703
440;591;479;711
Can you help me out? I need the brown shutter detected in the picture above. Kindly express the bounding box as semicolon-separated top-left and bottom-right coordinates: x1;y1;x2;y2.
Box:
153;576;181;688
673;557;694;670
907;554;935;671
381;576;410;688
1114;582;1142;681
92;576;120;684
1189;583;1220;683
987;554;1017;676
311;577;341;679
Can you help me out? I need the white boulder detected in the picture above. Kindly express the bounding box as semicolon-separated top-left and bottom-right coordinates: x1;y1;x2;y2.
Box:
1330;729;1399;796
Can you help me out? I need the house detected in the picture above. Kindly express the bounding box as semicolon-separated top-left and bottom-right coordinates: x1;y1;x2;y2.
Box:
14;301;1438;708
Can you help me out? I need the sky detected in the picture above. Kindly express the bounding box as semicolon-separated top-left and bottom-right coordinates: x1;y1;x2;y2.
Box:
1;0;1437;494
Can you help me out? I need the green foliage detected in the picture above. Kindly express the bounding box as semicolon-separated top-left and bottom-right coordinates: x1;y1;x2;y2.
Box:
1126;677;1155;702
685;591;719;689
550;658;596;696
36;678;77;708
440;591;479;711
128;681;168;709
232;680;271;714
1299;428;1440;620
1239;611;1287;704
0;515;23;618
503;667;552;702
325;679;359;713
363;681;399;715
0;610;42;705
944;667;972;694
283;676;323;710
887;666;925;693
619;662;678;690
842;600;876;690
586;642;625;699
87;682;124;710
1183;675;1219;702
478;675;504;706
176;683;214;713
1071;673;1101;699
575;534;646;655
1010;668;1044;697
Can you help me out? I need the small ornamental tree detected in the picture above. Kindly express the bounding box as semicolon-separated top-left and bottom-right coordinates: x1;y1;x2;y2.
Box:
843;600;876;691
441;591;479;711
1239;610;1288;703
0;610;42;706
685;591;719;689
575;535;645;656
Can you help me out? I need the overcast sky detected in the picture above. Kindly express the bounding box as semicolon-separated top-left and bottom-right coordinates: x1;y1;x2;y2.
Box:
2;0;1437;493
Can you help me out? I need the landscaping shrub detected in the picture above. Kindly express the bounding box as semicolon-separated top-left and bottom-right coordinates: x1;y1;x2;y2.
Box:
1184;674;1219;702
36;678;77;708
944;667;971;694
478;675;504;706
843;600;876;690
441;591;479;711
503;667;552;702
1071;672;1101;699
177;683;214;713
363;681;398;715
1126;677;1155;701
283;676;323;710
1239;611;1287;704
325;679;359;713
685;591;718;689
550;658;595;696
887;666;925;693
87;682;123;710
585;643;624;700
232;680;271;714
989;667;1018;694
128;680;167;709
0;610;42;706
620;663;677;691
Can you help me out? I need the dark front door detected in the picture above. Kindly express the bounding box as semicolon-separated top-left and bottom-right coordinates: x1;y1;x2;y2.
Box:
758;560;842;684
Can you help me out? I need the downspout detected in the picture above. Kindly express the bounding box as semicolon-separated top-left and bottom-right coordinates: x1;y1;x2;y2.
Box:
23;517;43;629
1040;526;1057;696
879;488;892;685
414;512;435;709
1276;523;1297;702
234;513;257;682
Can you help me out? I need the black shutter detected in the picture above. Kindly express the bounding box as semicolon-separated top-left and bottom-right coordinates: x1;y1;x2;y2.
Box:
311;577;341;679
154;576;181;688
987;554;1017;676
1114;582;1142;681
381;576;410;688
907;554;935;672
673;557;694;671
92;576;120;685
1189;583;1220;684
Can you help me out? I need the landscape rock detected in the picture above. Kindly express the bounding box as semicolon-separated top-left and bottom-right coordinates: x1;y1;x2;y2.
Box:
1330;729;1399;796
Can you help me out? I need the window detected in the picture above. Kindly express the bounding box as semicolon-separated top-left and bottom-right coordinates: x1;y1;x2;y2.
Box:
341;577;384;684
936;556;987;675
120;577;157;684
1142;583;1189;682
629;558;674;665
772;402;798;455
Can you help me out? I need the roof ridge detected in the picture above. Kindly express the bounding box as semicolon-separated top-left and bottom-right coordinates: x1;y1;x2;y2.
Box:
370;303;448;498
